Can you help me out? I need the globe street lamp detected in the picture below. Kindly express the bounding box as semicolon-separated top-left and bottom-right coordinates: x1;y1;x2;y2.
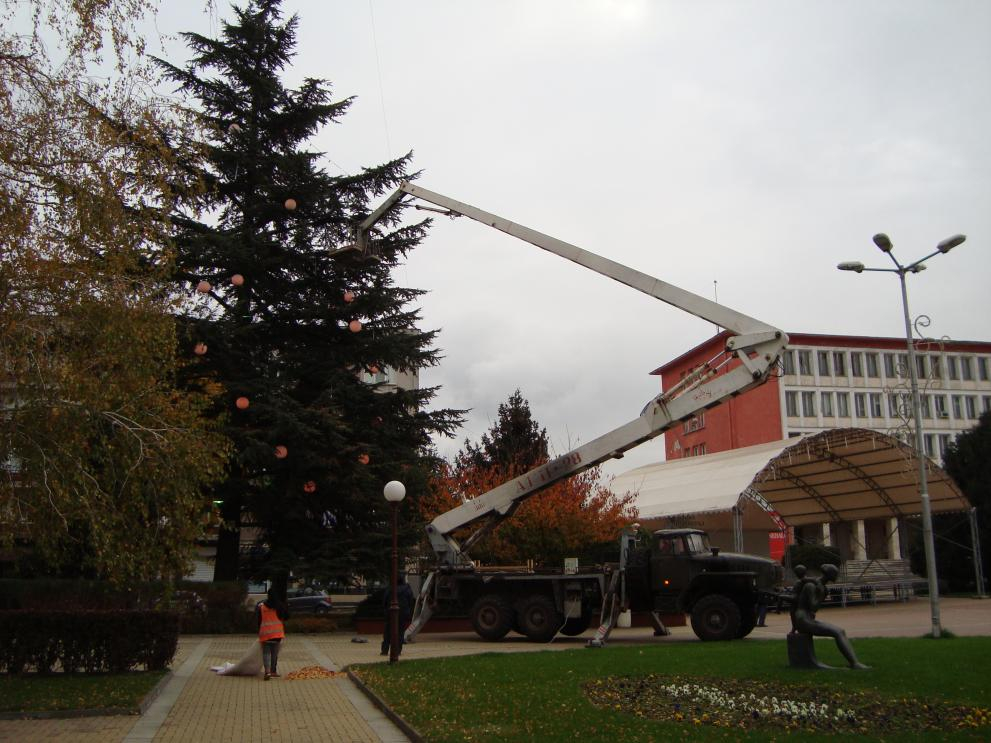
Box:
837;232;966;638
383;480;407;663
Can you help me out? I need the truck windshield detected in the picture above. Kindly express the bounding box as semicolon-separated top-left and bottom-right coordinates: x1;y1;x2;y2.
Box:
685;533;710;554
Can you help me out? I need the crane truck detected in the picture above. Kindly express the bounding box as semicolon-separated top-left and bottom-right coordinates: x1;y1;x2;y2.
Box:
339;183;787;644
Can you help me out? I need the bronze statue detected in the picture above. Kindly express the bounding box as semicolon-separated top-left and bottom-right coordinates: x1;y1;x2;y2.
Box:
788;564;869;670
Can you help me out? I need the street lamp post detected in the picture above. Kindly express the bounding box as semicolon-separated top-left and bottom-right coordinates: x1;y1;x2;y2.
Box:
838;232;966;638
383;480;406;663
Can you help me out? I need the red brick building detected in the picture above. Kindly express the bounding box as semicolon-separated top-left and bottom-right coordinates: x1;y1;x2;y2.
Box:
653;331;991;463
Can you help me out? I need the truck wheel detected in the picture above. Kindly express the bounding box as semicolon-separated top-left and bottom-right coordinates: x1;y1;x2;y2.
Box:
559;614;591;636
690;594;741;641
469;594;514;641
516;594;561;642
736;605;756;638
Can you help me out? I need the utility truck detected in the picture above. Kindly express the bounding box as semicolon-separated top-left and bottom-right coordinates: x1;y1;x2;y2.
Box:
339;183;787;644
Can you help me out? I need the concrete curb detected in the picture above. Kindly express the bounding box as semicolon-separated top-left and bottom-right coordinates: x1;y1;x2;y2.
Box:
346;668;423;743
0;669;172;720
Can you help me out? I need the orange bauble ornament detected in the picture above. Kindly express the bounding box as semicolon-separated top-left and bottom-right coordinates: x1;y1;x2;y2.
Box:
368;365;379;374
235;396;249;410
231;274;245;286
343;290;355;303
358;453;370;465
274;445;288;459
284;198;297;211
196;280;211;293
193;343;208;356
303;481;317;493
348;320;362;333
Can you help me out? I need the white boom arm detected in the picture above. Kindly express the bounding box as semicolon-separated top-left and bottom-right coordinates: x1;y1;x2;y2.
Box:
346;181;787;568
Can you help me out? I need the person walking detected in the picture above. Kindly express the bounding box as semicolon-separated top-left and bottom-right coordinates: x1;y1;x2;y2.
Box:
381;574;415;657
256;591;288;680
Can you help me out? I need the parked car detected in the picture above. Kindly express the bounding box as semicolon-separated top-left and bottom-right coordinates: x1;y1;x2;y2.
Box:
285;587;332;615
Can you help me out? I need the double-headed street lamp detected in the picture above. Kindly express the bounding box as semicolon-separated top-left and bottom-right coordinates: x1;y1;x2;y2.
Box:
838;232;966;639
383;480;407;663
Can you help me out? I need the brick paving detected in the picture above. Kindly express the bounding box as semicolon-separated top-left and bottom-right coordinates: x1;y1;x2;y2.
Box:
0;597;987;742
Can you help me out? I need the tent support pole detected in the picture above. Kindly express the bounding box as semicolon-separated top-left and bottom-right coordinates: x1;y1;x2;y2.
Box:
970;507;986;598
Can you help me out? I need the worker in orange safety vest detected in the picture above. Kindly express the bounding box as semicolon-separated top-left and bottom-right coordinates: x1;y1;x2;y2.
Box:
255;592;288;680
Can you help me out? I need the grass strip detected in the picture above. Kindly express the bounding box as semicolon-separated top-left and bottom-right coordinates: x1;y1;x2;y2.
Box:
354;636;991;742
0;671;167;715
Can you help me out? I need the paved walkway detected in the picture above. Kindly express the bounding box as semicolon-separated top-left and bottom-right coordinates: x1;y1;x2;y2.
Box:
0;597;987;742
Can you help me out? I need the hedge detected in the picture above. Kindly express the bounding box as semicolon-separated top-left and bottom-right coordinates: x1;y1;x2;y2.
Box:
0;611;179;673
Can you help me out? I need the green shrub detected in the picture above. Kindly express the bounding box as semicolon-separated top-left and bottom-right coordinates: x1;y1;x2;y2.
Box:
0;611;178;673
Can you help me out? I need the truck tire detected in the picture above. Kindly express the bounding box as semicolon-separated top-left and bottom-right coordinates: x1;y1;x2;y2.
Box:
516;594;561;642
469;594;514;641
559;613;591;636
690;594;741;641
736;604;756;638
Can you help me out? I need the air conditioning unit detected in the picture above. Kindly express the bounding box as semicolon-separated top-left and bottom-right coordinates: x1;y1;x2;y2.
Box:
937;411;949;419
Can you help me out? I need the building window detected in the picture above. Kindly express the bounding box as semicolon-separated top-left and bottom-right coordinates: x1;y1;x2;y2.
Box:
979;357;989;382
961;356;974;381
947;356;959;380
965;396;977;419
832;351;846;377
888;393;903;418
938;434;952;461
920;394;932;419
836;392;850;417
785;391;799;417
850;353;863;377
798;350;812;376
924;434;935;458
683;413;705;433
802;391;816;417
934;395;948;419
781;350;795;375
930;355;942;379
983;395;991;413
869;393;883;418
884;353;896;377
952;395;963;419
698;443;706;456
916;354;927;378
821;392;834;417
866;353;879;378
898;354;909;377
817;350;831;377
855;393;867;418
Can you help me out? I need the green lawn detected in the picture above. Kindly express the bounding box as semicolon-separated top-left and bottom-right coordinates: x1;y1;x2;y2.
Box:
0;671;167;715
355;637;991;742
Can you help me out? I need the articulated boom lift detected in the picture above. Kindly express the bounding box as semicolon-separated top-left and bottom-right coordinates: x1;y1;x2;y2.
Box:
342;182;788;640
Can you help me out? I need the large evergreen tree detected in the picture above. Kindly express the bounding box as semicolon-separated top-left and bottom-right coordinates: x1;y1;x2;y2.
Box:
155;0;461;588
929;411;991;592
457;389;548;474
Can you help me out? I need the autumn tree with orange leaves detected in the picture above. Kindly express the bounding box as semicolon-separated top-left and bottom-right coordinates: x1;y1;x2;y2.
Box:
420;391;637;567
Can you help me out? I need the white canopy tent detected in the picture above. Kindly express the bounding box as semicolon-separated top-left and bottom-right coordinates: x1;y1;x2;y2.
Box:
611;428;972;555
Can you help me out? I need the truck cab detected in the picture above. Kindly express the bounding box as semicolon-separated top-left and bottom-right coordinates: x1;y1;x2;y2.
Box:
630;528;783;640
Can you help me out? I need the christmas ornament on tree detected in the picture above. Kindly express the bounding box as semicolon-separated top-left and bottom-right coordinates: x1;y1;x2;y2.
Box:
228;123;242;134
357;453;370;465
284;198;297;211
194;343;208;356
274;445;288;459
343;290;355;303
231;274;245;286
348;320;362;333
196;280;211;293
303;481;316;493
368;365;379;374
235;397;249;410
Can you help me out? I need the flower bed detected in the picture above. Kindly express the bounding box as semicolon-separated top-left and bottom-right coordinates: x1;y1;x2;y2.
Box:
584;674;990;735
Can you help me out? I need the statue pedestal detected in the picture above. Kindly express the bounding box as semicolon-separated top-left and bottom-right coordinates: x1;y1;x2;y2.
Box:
787;632;833;669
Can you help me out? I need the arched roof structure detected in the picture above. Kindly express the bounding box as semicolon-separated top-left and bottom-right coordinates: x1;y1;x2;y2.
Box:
611;428;970;528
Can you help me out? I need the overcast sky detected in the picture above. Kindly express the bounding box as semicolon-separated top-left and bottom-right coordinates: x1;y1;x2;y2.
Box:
150;0;991;480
